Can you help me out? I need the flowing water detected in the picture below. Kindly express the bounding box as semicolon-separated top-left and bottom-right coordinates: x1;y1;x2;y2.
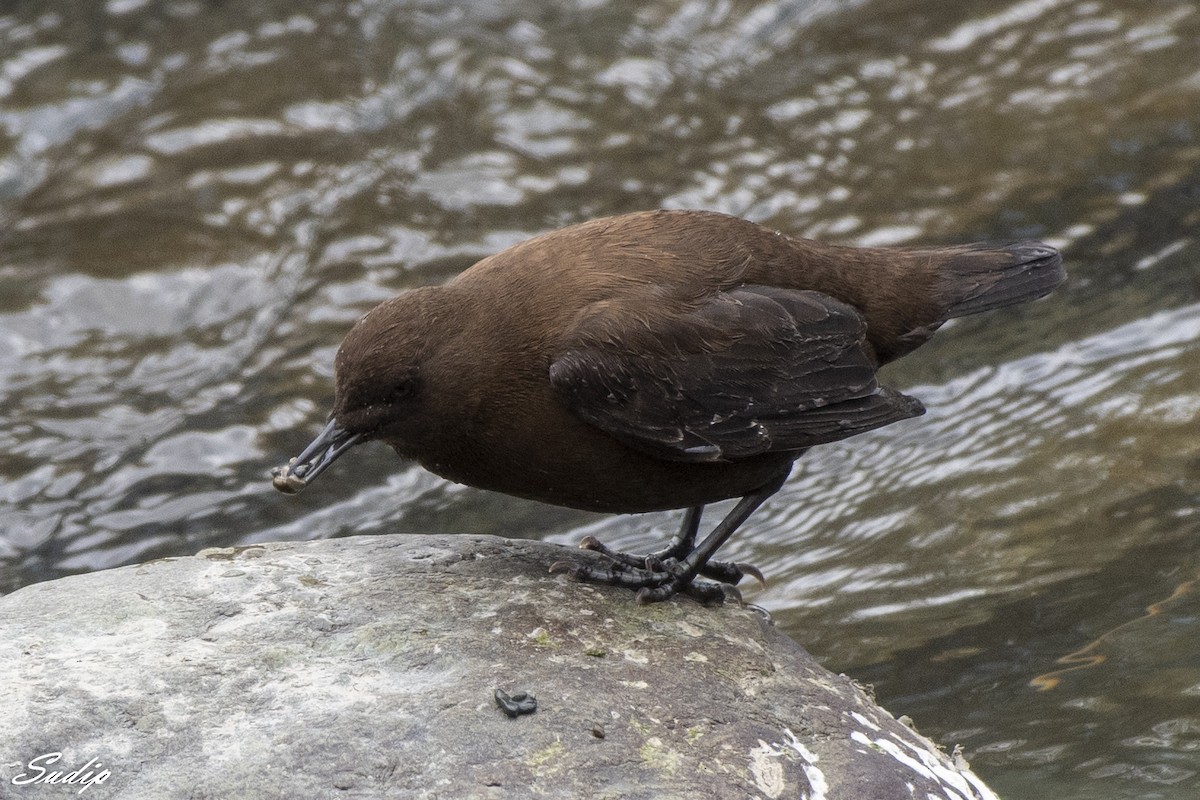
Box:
2;1;1199;797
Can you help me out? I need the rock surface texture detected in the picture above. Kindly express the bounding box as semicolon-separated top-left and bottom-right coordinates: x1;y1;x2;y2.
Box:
0;534;999;799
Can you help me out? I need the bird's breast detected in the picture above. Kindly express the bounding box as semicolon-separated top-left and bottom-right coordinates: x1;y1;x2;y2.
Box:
408;392;793;514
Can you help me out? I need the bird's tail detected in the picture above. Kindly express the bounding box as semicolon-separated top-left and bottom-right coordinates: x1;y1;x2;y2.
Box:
933;241;1065;320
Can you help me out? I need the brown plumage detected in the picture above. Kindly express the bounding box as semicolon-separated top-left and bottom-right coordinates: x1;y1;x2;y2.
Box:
272;209;1064;602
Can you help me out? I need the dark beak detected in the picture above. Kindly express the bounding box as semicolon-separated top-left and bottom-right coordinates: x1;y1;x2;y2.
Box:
271;419;363;495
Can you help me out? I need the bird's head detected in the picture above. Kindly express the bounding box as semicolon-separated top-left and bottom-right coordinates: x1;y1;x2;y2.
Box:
271;287;449;494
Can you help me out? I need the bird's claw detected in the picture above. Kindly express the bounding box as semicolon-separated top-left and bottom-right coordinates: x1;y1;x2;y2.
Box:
548;559;583;577
554;534;766;603
635;577;729;605
553;550;729;604
569;538;762;587
578;536;605;551
738;562;767;588
721;583;746;606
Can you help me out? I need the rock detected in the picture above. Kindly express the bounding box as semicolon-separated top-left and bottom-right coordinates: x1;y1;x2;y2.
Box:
0;534;998;799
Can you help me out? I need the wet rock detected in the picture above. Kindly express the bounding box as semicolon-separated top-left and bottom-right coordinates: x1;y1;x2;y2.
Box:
0;534;998;799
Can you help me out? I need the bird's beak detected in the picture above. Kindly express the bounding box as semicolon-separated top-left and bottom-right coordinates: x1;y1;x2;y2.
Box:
271;419;363;494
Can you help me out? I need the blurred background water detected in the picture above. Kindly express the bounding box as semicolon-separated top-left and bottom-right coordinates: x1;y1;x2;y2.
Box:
1;0;1198;797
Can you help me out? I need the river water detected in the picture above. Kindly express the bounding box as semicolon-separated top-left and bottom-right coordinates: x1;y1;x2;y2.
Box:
2;1;1198;797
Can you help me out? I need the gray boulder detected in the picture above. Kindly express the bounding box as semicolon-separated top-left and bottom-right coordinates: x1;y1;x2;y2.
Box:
0;534;998;799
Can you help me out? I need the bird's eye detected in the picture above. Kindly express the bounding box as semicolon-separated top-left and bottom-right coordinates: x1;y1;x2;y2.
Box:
389;381;415;403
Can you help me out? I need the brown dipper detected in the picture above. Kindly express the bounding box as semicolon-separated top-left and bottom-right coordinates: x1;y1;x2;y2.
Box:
273;209;1064;603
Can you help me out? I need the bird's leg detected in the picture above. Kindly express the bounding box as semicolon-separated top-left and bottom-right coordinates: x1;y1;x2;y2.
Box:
652;505;704;563
579;506;763;586
633;474;784;603
551;469;788;602
577;506;700;569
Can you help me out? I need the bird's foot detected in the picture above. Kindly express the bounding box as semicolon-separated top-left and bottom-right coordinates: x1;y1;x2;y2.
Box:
576;535;765;588
549;549;751;605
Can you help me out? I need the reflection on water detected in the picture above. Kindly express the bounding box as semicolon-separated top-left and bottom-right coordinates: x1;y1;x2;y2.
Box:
1029;577;1197;692
2;1;1199;797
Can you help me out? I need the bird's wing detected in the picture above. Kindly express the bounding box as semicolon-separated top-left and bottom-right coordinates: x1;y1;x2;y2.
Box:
549;285;925;463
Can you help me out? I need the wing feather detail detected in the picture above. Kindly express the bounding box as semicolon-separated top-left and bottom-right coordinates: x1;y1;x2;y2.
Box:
549;286;924;462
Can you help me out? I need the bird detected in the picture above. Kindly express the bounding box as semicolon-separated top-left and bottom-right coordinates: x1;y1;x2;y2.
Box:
272;209;1065;603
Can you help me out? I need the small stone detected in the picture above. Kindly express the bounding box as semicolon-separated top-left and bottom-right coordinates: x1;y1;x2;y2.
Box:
494;688;537;718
